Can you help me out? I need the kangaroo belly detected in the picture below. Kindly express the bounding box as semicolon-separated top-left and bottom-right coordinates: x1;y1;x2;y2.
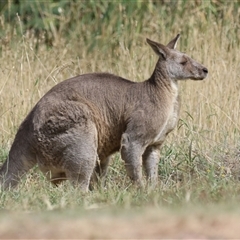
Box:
153;116;178;144
153;102;179;145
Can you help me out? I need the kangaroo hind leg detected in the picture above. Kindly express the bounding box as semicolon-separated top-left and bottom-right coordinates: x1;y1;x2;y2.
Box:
120;133;145;186
90;156;111;189
142;145;160;187
61;123;98;192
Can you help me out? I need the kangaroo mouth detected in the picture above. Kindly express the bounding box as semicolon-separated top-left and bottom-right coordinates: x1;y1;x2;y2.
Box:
191;73;208;80
191;67;208;80
191;77;206;80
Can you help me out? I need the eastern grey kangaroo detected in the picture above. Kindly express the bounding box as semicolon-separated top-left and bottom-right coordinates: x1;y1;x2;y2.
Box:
0;34;208;191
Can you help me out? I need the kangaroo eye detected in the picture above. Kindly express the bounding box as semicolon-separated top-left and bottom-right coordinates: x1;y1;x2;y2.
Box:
180;60;187;65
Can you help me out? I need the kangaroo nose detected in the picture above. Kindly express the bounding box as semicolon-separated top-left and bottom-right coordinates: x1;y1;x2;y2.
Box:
203;67;208;74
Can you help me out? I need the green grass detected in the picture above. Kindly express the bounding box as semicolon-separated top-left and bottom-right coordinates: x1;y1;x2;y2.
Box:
0;148;240;212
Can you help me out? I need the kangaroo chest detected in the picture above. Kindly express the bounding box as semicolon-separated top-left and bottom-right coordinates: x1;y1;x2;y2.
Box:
153;83;180;145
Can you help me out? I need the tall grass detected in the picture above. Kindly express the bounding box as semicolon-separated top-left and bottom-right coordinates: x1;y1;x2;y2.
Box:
0;1;240;211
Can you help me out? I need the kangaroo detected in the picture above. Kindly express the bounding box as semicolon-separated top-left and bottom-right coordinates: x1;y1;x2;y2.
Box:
0;34;208;191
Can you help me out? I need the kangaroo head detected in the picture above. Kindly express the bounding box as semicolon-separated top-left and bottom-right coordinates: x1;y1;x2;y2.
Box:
147;34;208;81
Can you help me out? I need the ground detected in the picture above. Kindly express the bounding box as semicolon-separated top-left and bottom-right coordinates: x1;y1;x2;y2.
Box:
1;207;240;239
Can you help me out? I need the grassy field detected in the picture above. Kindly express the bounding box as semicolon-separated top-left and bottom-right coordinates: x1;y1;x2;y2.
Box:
0;1;240;238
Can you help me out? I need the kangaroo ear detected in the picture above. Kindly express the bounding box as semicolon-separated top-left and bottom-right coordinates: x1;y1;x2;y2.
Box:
166;34;180;49
146;38;168;60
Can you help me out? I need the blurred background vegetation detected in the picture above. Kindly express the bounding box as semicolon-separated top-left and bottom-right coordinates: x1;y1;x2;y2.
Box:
0;0;240;52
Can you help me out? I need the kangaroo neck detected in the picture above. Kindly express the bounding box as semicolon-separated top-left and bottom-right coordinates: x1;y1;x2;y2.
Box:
147;63;173;91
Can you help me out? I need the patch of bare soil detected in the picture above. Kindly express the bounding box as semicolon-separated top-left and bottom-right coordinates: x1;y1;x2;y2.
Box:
0;208;240;239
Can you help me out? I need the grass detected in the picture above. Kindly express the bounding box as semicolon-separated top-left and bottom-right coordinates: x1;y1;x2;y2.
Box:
0;1;240;238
